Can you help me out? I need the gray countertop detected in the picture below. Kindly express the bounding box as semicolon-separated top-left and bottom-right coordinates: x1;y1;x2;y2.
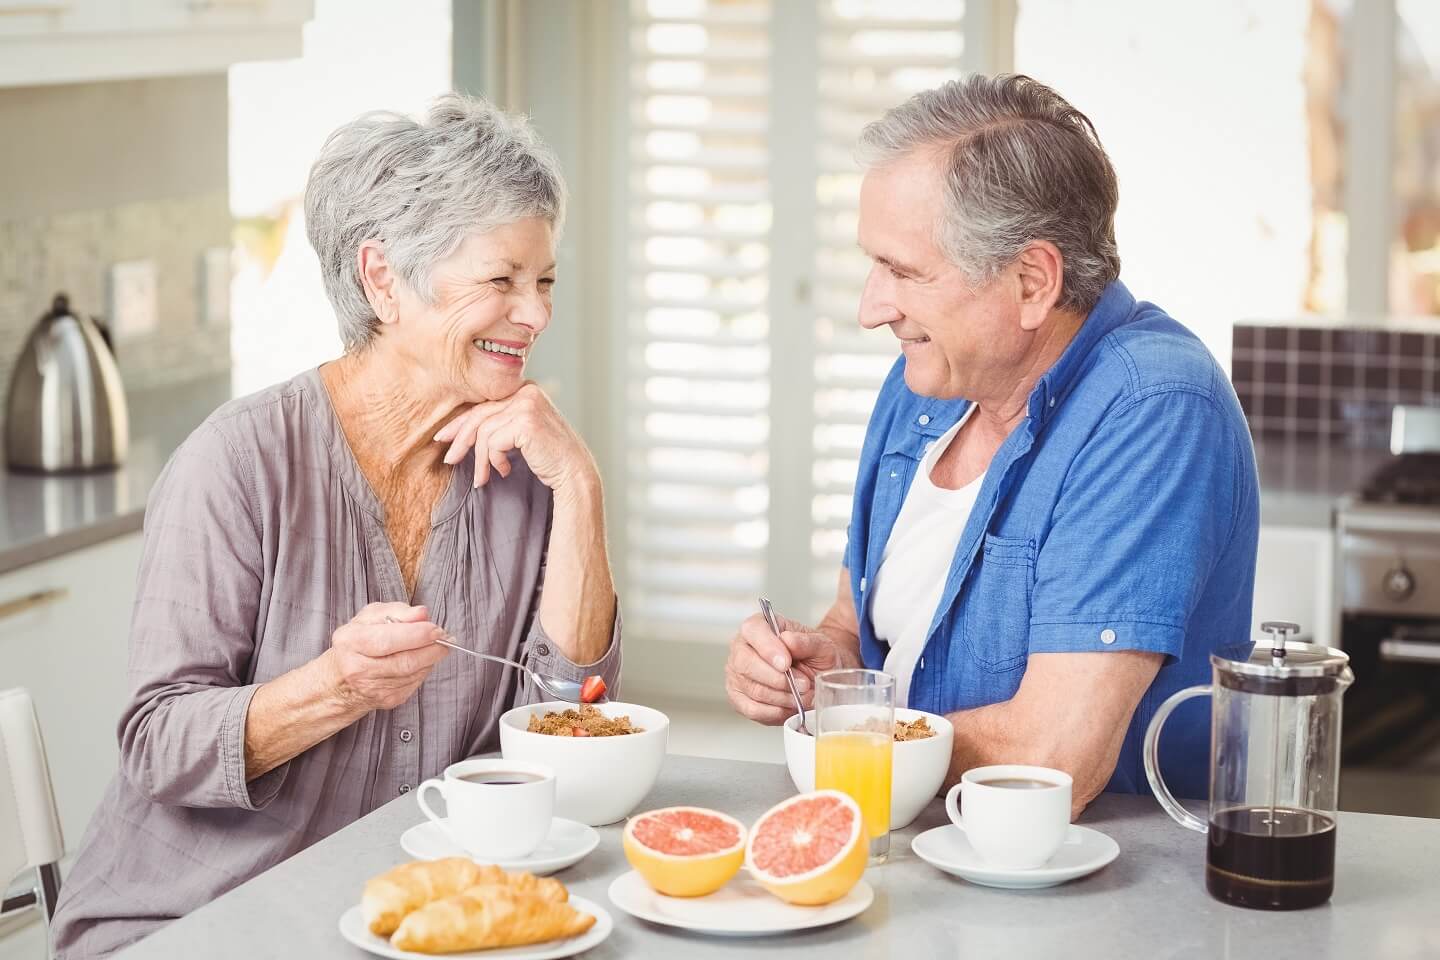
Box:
0;374;234;574
117;754;1440;960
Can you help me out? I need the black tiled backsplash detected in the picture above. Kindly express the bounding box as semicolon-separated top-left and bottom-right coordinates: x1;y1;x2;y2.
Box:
1231;323;1440;449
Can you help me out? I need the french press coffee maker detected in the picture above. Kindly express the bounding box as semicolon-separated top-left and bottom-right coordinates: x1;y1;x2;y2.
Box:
1144;622;1353;910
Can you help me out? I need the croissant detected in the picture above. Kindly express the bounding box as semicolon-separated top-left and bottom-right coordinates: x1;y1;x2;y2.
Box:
363;859;569;936
469;865;568;904
390;885;595;954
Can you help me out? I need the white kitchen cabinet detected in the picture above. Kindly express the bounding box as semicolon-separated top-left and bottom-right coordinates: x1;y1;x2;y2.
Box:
1252;525;1335;648
0;0;312;88
0;533;141;860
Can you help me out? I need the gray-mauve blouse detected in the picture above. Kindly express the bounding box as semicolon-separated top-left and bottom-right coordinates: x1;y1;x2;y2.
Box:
49;367;622;958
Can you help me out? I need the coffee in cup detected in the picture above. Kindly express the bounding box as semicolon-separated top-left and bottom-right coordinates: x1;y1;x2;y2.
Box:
416;759;555;860
944;764;1074;870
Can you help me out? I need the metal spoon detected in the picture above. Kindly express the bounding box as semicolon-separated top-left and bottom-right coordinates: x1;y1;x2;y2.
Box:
383;616;602;704
758;596;811;736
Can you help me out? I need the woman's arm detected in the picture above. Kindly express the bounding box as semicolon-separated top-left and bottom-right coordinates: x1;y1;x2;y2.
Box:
534;478;615;665
243;603;449;780
436;382;618;665
123;425;452;805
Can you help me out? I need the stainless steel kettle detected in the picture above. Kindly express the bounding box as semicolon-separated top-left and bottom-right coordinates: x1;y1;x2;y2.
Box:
5;293;129;472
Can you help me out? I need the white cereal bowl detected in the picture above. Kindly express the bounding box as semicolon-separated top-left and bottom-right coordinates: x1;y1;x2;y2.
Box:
783;707;954;831
499;701;669;826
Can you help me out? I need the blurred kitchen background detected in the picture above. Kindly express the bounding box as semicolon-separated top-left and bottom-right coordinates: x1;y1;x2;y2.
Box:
0;1;1438;951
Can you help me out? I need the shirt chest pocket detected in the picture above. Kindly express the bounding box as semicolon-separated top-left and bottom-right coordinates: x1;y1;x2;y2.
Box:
959;534;1036;673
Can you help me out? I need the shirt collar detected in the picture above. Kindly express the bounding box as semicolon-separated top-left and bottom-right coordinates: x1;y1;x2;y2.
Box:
1026;279;1137;426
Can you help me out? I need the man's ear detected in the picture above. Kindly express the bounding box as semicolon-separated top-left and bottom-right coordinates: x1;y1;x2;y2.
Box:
357;240;400;327
1015;240;1065;333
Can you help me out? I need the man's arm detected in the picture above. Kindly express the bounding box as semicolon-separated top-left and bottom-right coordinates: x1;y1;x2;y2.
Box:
944;650;1163;817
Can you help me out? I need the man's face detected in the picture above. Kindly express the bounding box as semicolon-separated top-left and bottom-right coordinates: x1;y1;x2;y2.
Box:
856;148;1029;401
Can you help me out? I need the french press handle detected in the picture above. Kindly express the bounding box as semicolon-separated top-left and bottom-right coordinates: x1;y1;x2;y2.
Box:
1142;685;1211;834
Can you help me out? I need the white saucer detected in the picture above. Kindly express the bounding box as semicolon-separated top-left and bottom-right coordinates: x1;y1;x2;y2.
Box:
607;869;873;937
399;818;599;876
338;896;611;959
911;824;1119;889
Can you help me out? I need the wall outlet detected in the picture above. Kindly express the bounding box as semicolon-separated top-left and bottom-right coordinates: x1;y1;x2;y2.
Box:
198;246;232;327
107;259;158;340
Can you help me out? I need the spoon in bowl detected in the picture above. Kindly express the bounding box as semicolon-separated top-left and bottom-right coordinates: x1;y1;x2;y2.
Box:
382;616;605;704
758;597;811;736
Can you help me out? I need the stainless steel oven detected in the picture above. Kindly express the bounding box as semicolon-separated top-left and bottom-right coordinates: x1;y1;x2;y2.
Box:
1336;408;1440;816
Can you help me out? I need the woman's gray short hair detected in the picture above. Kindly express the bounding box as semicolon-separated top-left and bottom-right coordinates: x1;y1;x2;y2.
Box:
857;74;1120;312
305;94;567;350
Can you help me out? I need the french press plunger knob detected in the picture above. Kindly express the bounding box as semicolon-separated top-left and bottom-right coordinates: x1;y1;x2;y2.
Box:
1259;620;1300;665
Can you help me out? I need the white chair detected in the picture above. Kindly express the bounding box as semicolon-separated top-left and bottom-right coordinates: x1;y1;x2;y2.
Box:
0;688;64;928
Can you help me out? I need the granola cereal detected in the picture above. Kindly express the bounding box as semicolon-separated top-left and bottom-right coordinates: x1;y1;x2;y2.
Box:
848;716;937;741
526;704;643;737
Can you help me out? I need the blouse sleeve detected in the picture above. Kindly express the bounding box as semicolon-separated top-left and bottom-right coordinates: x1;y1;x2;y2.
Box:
116;422;288;810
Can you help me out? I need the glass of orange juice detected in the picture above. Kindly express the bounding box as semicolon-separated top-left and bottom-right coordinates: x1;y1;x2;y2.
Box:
814;669;894;864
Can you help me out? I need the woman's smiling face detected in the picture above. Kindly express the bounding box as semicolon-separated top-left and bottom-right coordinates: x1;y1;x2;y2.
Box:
387;217;557;403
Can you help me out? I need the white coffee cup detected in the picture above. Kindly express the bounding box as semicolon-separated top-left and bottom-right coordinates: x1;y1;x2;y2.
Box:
944;764;1075;870
416;759;555;860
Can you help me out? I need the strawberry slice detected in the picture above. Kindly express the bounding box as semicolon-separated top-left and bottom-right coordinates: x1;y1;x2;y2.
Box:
579;675;607;703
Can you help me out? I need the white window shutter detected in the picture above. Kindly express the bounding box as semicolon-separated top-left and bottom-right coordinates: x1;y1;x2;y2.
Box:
808;0;966;618
620;0;967;641
624;0;774;642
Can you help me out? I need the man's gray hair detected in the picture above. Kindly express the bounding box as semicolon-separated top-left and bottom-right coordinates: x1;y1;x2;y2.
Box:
305;94;567;350
857;74;1120;312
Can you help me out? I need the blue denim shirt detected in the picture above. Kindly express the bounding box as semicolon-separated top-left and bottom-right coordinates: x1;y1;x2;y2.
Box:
846;281;1258;800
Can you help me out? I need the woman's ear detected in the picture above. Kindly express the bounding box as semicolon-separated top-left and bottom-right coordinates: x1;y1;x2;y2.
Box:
1015;240;1065;332
357;240;400;326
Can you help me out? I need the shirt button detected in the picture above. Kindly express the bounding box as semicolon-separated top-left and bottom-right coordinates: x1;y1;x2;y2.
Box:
918;414;930;426
399;729;413;743
1100;629;1117;645
1048;397;1056;408
534;643;551;657
399;784;412;794
860;577;867;591
889;470;898;479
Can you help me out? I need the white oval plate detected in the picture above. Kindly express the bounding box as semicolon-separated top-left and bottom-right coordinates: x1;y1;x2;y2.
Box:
338;896;611;960
911;824;1119;889
399;818;599;876
607;870;873;937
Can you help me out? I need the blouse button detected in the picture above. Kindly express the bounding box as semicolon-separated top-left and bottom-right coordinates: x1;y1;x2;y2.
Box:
1100;629;1117;645
399;729;413;743
918;414;931;426
399;784;412;795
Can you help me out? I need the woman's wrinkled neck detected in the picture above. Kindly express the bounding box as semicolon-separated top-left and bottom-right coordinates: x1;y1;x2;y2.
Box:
320;344;465;474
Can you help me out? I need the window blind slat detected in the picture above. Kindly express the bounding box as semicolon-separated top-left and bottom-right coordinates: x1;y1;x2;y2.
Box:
624;0;965;635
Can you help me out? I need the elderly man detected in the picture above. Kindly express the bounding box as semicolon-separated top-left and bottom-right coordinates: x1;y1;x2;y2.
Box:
725;74;1257;813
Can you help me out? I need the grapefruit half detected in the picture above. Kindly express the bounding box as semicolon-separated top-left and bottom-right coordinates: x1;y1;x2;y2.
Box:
746;790;867;905
623;806;747;897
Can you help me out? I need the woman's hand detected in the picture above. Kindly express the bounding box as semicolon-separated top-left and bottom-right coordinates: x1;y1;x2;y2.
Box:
434;382;599;502
322;602;449;715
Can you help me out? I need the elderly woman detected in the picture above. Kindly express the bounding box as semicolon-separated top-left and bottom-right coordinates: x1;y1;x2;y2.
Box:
49;95;620;958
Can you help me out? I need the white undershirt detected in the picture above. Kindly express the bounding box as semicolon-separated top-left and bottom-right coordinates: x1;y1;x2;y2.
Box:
871;409;984;708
